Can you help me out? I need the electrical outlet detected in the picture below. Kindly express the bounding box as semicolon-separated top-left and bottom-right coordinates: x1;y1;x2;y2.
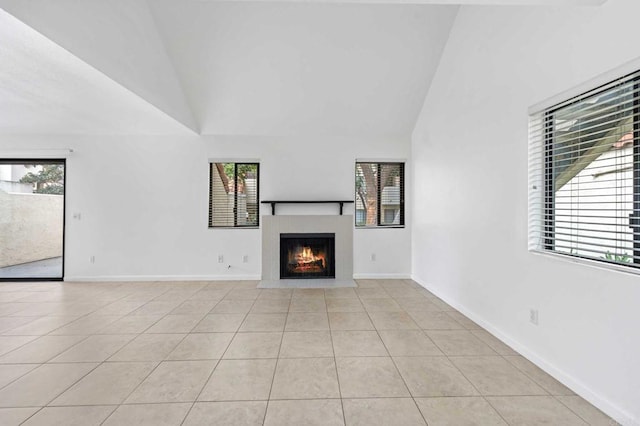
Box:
370;253;376;261
529;309;539;325
242;255;249;263
218;255;224;263
90;255;95;264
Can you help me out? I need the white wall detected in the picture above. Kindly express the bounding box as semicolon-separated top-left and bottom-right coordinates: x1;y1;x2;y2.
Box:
412;0;640;423
0;134;410;281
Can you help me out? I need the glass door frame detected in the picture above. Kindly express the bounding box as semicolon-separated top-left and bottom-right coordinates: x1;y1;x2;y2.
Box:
0;158;66;282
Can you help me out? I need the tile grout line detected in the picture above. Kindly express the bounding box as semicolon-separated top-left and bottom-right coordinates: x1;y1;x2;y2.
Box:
97;283;235;425
0;363;38;392
358;286;433;426
6;285;182;425
2;282;174;362
17;360;104;424
552;394;615;425
366;282;509;426
260;291;292;426
0;279;614;425
500;353;575;398
403;280;513;425
434;324;514;426
325;290;347;426
174;284;241;426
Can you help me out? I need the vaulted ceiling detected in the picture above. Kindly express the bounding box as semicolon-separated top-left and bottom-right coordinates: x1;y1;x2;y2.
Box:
0;0;606;136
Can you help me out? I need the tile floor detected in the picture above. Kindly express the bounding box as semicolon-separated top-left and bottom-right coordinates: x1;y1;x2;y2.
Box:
0;279;617;425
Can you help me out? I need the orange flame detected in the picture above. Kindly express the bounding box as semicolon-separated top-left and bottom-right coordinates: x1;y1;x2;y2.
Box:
291;246;326;270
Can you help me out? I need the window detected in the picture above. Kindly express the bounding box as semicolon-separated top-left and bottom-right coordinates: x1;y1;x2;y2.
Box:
355;162;404;227
209;162;259;228
384;209;399;224
529;70;640;269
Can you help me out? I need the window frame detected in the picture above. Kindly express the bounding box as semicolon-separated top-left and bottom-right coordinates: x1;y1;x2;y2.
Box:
355;161;405;229
0;158;66;282
532;71;640;271
208;161;260;229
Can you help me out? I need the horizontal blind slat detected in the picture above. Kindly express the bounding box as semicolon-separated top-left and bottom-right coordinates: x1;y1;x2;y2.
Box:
209;162;259;228
529;70;640;268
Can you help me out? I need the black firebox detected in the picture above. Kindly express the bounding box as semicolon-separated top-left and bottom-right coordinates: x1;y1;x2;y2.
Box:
280;233;335;279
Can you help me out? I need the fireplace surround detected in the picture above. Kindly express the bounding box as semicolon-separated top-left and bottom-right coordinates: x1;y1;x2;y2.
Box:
261;215;353;283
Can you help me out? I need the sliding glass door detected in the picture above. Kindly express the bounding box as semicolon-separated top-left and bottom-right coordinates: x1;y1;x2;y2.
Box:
0;160;65;280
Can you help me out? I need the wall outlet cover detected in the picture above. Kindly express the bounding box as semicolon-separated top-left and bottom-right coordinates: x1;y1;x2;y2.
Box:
529;309;539;325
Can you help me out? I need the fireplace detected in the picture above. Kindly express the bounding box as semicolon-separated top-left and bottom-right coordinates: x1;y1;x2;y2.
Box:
262;216;353;284
280;233;335;279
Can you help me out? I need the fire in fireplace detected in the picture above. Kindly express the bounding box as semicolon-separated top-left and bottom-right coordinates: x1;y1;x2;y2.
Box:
280;233;335;279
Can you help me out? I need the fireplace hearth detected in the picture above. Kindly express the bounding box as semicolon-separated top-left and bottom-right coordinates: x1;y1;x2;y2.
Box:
280;233;335;279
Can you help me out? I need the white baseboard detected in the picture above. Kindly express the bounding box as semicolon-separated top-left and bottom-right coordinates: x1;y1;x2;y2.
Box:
64;274;262;282
64;273;410;282
411;274;637;426
353;273;411;279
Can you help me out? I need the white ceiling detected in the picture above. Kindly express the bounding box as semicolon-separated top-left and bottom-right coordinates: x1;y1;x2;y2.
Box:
149;1;458;137
0;0;607;136
0;7;193;135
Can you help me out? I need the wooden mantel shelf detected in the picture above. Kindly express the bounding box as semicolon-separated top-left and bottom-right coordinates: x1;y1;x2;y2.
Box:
261;200;354;215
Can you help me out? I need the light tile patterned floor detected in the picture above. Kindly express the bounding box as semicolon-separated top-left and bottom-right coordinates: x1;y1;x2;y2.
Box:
0;279;618;425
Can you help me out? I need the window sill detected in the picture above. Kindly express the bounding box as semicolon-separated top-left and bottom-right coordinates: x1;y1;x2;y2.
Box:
208;226;260;230
355;226;405;229
529;249;640;277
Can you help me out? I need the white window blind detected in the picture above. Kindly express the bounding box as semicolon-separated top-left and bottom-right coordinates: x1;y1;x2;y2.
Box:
529;71;640;268
209;162;259;228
